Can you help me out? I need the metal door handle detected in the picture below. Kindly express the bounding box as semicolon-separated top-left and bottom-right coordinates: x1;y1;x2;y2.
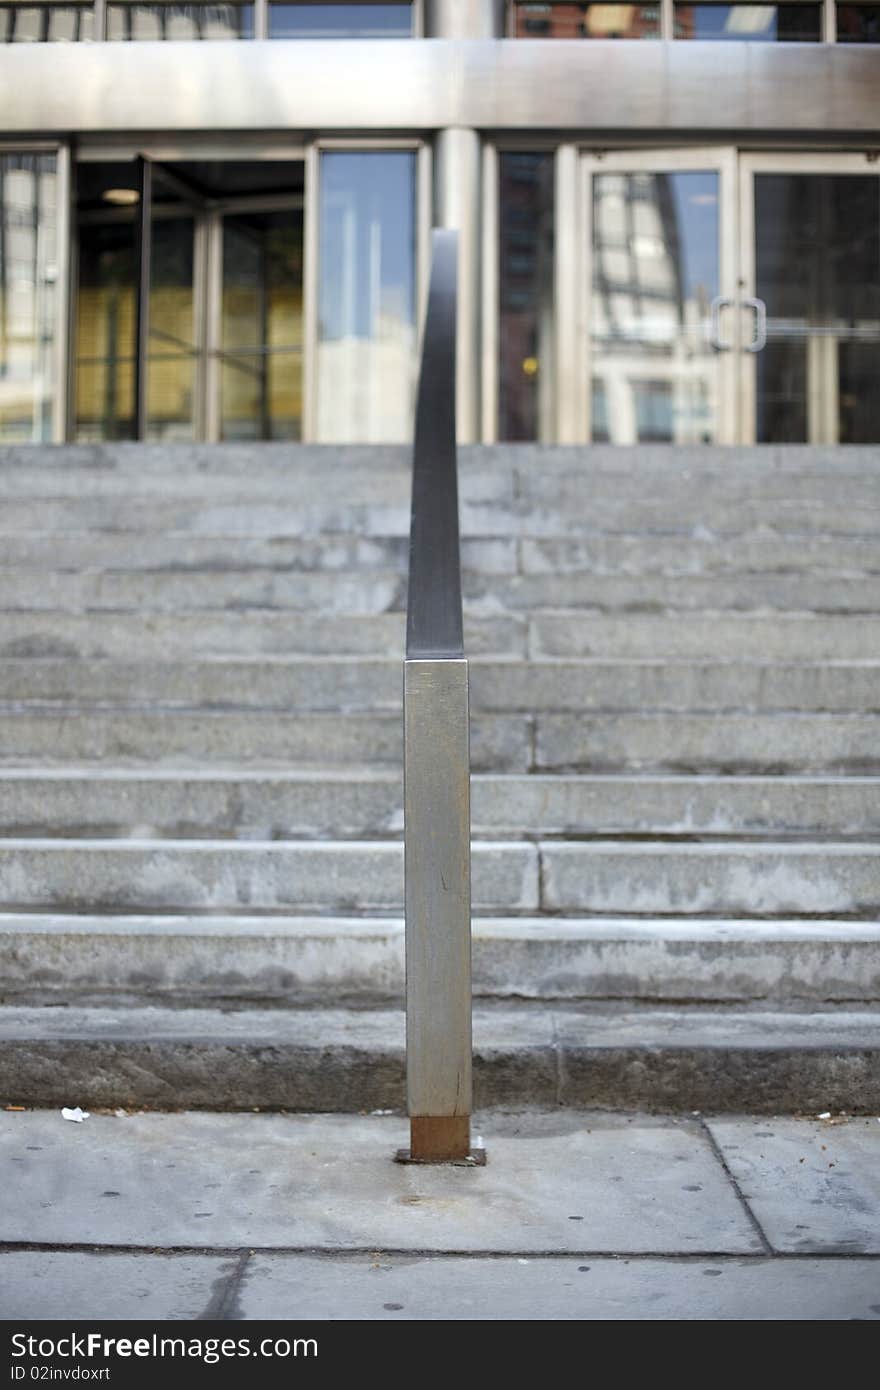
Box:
709;295;732;350
743;296;767;353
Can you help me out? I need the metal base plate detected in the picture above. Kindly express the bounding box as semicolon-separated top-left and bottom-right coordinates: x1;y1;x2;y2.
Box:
394;1147;487;1167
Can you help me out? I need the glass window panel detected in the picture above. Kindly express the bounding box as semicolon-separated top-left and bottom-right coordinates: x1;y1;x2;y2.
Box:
0;153;58;442
220;208;303;441
591;170;721;444
317;151;416;443
147;215;196;441
1;5;95;40
513;2;660;37
498;151;555;442
753;174;880;444
673;4;822;39
106;3;254;39
268;3;411;38
836;3;880;39
75;216;137;441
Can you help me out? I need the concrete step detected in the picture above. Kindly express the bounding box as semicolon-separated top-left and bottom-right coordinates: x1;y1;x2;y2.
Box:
0;449;875;503
3;496;878;541
0;839;877;916
4;530;875;581
3;441;879;477
534;712;880;773
519;533;880;578
466;572;880;614
0;839;536;913
3;611;877;660
1;658;876;713
6;568;880;615
0;711;527;769
0;611;523;658
0;771;876;841
0;533;515;575
0;710;874;772
2;1000;878;1112
0;570;408;616
2;914;877;1004
529;613;880;660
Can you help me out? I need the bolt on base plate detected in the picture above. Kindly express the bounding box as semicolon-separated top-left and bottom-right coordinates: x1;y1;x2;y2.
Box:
394;1147;487;1167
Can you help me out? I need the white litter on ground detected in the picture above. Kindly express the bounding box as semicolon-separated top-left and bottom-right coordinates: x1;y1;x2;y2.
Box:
60;1107;89;1123
817;1112;831;1120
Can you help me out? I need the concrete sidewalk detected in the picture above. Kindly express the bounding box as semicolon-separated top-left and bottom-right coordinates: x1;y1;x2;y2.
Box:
1;1108;879;1320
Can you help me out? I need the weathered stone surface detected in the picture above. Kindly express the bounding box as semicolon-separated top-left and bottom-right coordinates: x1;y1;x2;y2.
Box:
530;613;880;660
706;1116;880;1253
0;840;539;912
540;842;880;917
535;713;880;773
3;915;878;1004
0;1109;758;1252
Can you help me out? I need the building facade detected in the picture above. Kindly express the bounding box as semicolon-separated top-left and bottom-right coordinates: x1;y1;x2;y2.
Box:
0;0;878;447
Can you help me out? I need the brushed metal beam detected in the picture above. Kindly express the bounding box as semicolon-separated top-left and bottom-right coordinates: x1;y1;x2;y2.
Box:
1;42;878;136
404;657;472;1140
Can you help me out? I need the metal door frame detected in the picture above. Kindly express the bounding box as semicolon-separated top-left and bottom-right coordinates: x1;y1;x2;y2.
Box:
578;145;740;446
737;149;880;445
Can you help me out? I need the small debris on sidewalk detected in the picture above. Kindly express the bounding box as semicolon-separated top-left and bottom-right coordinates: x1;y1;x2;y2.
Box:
61;1107;89;1124
817;1112;831;1120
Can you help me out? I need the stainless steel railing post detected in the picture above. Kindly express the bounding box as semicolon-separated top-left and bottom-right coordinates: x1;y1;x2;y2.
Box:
399;228;477;1164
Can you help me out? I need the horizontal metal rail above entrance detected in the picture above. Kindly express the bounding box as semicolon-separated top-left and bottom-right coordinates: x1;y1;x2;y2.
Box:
400;228;477;1166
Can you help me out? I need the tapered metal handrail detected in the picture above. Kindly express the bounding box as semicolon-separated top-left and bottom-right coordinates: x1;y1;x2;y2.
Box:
401;228;474;1165
406;229;463;661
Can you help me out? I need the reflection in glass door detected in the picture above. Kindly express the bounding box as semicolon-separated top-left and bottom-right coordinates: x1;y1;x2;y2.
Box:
219;206;303;440
584;151;737;444
740;157;880;444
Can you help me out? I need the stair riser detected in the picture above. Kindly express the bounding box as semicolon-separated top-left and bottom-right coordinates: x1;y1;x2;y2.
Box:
0;843;536;913
9;571;880;614
0;776;876;840
1;1036;876;1114
2;920;878;1003
3;498;880;539
0;613;523;658
0;535;516;575
3;533;872;580
0;843;876;916
536;715;880;774
0;713;526;770
0;712;875;774
2;660;877;713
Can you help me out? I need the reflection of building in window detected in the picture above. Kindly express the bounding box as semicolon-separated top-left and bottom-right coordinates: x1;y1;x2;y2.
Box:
513;2;660;37
673;4;822;39
317;152;416;443
591;172;717;444
836;3;880;39
269;3;412;38
106;4;253;39
0;154;57;441
0;4;95;40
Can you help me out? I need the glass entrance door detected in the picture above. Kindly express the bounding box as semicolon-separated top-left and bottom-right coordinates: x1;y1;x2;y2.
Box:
583;149;738;444
739;154;880;444
215;202;303;440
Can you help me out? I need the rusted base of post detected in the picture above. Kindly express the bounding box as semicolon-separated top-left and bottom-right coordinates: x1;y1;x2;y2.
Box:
394;1115;486;1166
